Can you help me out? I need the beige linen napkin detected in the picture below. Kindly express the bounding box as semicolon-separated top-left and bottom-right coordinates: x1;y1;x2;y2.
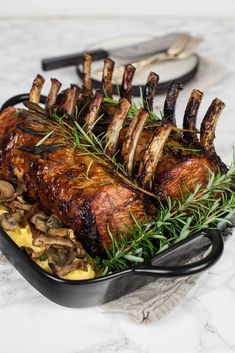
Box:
101;225;234;323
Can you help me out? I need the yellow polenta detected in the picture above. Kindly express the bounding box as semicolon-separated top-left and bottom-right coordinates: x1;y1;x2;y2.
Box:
0;209;95;280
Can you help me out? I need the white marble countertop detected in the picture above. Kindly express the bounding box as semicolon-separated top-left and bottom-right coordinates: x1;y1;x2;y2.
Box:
0;17;235;353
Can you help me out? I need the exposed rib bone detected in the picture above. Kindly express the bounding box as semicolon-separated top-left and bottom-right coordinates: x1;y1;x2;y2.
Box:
162;81;182;126
102;58;114;98
143;72;159;111
200;98;225;154
138;123;173;190
46;78;62;111
105;98;131;156
82;53;92;92
57;84;79;116
84;90;103;131
120;64;136;102
29;74;45;104
183;89;203;142
121;108;149;176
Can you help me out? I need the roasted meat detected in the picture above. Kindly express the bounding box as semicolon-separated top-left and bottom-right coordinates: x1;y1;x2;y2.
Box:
0;55;227;257
0;108;146;256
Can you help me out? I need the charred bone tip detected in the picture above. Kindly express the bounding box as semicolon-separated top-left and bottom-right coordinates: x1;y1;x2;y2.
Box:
163;81;183;126
121;108;149;177
143;72;159;111
105;98;131;156
183;89;204;142
200;97;226;153
57;84;79;116
46;78;62;111
102;58;115;98
82;53;92;92
84;89;104;132
138;123;173;190
120;64;136;102
29;74;45;104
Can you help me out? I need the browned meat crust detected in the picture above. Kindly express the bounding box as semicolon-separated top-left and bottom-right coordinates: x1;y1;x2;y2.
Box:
155;156;218;201
0;109;146;256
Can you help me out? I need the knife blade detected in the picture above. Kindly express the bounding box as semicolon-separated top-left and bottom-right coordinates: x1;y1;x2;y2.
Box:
41;33;181;71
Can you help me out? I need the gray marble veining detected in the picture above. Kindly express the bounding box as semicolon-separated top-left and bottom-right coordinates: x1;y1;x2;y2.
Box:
0;17;235;353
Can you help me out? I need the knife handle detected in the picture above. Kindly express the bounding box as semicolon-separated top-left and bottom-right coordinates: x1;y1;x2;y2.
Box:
41;48;109;71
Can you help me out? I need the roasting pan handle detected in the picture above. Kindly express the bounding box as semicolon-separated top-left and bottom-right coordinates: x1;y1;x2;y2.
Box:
132;229;224;277
0;93;47;112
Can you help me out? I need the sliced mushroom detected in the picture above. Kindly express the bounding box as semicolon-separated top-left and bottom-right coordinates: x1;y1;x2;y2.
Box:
105;98;131;156
0;203;9;212
138;123;173;190
121;108;149;176
29;74;45;104
0;212;22;230
68;229;76;242
0;180;15;201
30;212;49;233
14;184;26;197
7;200;32;211
46;214;63;229
47;245;77;266
31;249;47;260
76;241;86;258
33;234;74;248
49;260;83;278
48;227;74;238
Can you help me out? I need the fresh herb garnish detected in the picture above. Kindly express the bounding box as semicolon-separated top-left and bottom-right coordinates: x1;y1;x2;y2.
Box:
96;155;235;275
35;130;54;146
71;120;159;199
171;146;202;154
39;254;47;261
24;101;235;277
103;95;161;122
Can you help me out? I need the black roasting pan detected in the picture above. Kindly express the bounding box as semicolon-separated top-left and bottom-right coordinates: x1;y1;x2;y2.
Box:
0;94;225;308
0;225;224;308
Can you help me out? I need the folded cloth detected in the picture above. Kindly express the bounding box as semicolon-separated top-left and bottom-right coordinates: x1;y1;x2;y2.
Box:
102;272;199;323
101;226;234;323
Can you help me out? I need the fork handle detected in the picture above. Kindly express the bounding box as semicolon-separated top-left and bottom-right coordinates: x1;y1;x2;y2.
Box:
42;49;109;71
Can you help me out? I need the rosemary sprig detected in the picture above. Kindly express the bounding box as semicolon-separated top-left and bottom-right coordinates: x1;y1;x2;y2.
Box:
103;95;161;122
35;130;54;146
71;120;159;199
96;156;235;275
171;146;202;154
